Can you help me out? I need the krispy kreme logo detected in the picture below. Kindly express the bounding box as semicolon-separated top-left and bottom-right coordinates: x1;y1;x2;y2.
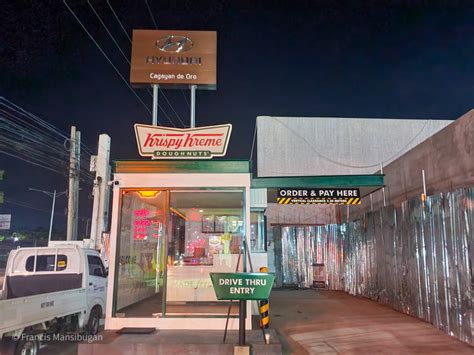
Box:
134;123;232;159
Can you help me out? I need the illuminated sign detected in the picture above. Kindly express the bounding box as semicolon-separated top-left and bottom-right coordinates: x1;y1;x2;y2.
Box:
133;208;161;240
135;123;232;159
130;30;216;88
277;188;361;205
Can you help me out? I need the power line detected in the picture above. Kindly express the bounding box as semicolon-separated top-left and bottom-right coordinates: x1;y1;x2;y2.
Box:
4;198;90;222
269;117;432;170
87;0;130;65
105;0;131;42
141;0;189;124
181;89;190;108
144;0;158;29
63;0;154;119
0;99;95;183
85;0;181;127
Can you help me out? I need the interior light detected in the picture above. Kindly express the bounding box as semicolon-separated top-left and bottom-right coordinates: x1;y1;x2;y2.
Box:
199;209;204;213
137;190;161;198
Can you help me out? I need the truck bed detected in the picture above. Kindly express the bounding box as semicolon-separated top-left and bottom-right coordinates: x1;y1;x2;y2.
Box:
0;287;87;338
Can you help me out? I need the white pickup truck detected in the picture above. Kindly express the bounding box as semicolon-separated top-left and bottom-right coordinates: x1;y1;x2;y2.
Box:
0;244;107;354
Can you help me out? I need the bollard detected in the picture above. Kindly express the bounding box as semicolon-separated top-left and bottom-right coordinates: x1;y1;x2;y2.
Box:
259;266;270;344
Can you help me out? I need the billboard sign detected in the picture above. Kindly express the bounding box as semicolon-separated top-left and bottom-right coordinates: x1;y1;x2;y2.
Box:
277;188;361;205
130;30;217;88
134;123;232;159
0;214;11;230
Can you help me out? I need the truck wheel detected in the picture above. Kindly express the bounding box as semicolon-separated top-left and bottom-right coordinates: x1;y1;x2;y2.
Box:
14;336;39;355
87;307;101;335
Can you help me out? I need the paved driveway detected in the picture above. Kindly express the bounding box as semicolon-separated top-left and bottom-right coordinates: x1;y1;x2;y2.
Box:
268;289;472;355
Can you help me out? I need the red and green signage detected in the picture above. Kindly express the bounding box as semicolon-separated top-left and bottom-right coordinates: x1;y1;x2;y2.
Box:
210;272;274;300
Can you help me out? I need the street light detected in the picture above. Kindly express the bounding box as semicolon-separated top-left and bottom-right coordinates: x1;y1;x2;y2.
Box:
29;188;68;242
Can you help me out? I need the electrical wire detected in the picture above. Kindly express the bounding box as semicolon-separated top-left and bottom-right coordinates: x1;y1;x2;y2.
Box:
270;117;432;170
105;0;131;42
85;0;182;127
144;0;158;29
4;198;90;222
0;99;95;183
105;0;186;126
142;0;190;123
0;97;95;156
63;0;154;118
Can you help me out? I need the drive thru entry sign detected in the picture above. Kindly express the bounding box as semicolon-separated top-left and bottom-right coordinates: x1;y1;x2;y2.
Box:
210;273;275;300
277;188;361;205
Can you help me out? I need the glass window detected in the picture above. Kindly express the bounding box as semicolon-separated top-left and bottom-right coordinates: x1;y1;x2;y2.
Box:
25;255;68;272
113;189;245;318
88;255;106;277
114;190;166;318
166;190;244;316
250;211;266;252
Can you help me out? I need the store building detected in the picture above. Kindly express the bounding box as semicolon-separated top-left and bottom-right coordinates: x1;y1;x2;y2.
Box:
104;160;267;330
103;158;384;330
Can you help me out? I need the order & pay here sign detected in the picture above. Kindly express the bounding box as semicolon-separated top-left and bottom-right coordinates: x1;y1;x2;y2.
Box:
277;188;362;205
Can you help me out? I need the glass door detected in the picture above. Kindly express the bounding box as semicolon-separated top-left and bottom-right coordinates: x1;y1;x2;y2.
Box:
113;189;167;318
164;189;245;316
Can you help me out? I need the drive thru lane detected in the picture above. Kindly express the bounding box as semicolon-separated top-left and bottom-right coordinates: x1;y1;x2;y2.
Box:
269;289;472;354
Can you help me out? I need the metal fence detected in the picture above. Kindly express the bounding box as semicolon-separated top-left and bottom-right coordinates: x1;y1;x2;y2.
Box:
325;187;473;345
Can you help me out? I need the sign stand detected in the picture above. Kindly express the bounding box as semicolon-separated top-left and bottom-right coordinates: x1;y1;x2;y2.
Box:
152;84;159;126
221;239;268;347
151;84;196;128
190;84;196;128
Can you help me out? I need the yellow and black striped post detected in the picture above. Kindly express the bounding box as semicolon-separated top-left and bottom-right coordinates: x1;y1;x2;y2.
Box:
259;266;270;332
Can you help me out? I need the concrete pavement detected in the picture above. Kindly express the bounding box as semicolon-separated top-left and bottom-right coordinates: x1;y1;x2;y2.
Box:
7;289;473;354
268;289;473;354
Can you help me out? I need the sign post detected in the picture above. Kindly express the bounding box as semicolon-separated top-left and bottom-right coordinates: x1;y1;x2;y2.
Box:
210;272;275;346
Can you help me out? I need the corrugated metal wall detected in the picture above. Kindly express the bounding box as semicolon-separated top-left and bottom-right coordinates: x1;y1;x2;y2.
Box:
274;187;473;345
327;187;473;345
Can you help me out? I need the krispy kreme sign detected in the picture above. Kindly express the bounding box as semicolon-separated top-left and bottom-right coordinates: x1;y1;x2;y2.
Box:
134;124;232;159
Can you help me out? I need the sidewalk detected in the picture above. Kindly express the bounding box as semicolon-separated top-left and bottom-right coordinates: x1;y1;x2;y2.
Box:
78;329;281;355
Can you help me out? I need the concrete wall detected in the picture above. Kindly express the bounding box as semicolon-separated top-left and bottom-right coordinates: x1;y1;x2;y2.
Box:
348;109;474;219
257;116;452;176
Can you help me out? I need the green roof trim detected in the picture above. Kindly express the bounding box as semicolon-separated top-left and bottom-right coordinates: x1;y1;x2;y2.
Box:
251;175;384;188
251;175;384;197
113;160;251;174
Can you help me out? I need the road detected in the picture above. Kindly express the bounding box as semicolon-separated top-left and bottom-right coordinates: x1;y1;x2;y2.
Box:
268;289;472;354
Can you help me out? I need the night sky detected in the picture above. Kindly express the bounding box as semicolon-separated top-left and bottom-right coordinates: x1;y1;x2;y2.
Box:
1;0;474;233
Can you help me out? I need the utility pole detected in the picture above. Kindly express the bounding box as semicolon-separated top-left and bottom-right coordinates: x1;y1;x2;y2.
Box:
29;188;68;242
89;134;111;250
67;126;81;241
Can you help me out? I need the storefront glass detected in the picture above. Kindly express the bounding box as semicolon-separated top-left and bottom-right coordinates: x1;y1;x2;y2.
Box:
165;190;244;315
114;190;166;318
113;188;245;318
250;211;266;252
